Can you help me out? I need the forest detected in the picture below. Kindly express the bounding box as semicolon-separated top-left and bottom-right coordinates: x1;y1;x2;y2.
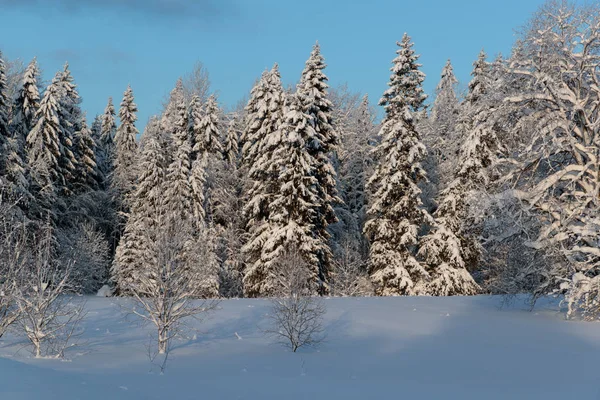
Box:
0;0;599;357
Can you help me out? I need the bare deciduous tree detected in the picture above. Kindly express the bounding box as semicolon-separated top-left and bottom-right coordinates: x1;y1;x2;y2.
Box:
127;217;218;364
0;199;26;338
14;226;86;358
265;248;326;352
182;61;211;105
330;240;373;297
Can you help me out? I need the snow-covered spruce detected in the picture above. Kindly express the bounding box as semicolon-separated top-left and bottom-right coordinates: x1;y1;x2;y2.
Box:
26;79;63;201
244;92;323;296
193;94;223;156
6;58;39;203
424;59;461;188
97;97;117;189
112;85;139;208
242;65;287;297
164;93;193;223
297;42;340;288
112;118;166;295
223;116;240;166
364;33;431;296
241;66;284;169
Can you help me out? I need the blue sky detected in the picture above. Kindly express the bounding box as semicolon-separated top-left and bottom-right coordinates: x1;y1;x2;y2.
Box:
0;0;559;130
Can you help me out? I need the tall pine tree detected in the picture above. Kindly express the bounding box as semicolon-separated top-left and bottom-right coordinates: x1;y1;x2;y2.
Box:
364;33;430;296
7;58;39;202
26;80;63;204
297;42;339;287
113;118;166;294
193;94;223;156
244;92;322;296
164;95;193;222
242;65;286;297
113;85;139;208
97;97;117;189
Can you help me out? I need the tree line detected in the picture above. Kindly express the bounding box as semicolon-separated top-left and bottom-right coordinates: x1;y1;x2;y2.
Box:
1;0;599;319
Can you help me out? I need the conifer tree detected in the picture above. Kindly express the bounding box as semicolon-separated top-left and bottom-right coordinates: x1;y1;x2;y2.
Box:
26;81;63;202
364;33;430;296
73;116;100;191
243;93;322;296
164;95;193;222
0;53;30;207
340;94;374;217
113;85;139;207
223;116;240;166
193;94;222;156
7;58;39;200
430;59;459;126
429;50;499;278
242;65;287;296
424;59;461;192
97;97;117;189
297;42;340;286
11;58;40;143
113;118;166;294
91;114;102;141
190;151;208;228
241;66;284;169
55;64;87;194
162;78;184;131
160;78;184;156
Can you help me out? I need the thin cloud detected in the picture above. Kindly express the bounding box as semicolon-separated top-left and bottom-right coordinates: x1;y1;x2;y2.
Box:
47;48;81;63
1;0;233;19
100;47;134;65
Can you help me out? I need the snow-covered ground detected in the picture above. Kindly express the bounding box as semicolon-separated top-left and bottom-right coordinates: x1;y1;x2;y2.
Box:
1;296;599;399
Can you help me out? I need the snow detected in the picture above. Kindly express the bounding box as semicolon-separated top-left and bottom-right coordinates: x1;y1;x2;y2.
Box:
1;296;599;399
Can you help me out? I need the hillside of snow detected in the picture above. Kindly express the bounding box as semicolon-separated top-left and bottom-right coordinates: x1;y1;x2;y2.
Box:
1;296;599;400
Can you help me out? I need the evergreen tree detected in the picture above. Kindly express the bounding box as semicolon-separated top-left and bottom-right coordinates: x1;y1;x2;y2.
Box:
7;58;39;201
97;97;117;189
466;50;491;105
428;59;460;174
193;94;222;156
73;116;100;191
242;65;286;297
223;116;240;166
113;118;166;294
364;33;430;296
159;78;184;156
243;93;322;296
297;42;340;286
431;60;459;124
190;150;208;228
113;85;139;208
164;95;193;222
11;58;40;143
340;94;374;217
26;81;63;202
430;50;499;278
55;64;88;194
90;114;102;143
241;66;284;169
336;93;375;261
417;222;480;295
